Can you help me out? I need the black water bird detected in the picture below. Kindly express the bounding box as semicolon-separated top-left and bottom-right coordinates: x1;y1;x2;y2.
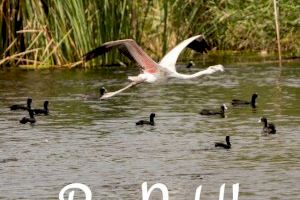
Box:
200;104;227;117
85;87;107;100
136;113;155;126
232;93;258;108
215;136;231;149
33;101;49;115
20;109;36;124
259;117;276;134
186;60;195;69
10;98;32;111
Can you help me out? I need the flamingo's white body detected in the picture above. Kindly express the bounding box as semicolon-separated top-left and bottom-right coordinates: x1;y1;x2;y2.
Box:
82;35;224;99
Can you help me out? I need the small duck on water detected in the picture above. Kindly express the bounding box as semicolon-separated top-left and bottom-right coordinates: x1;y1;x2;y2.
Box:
20;109;36;124
10;98;32;111
85;87;107;100
33;100;49;115
215;136;231;149
136;113;155;126
232;93;258;108
259;116;276;134
186;60;195;69
200;104;227;118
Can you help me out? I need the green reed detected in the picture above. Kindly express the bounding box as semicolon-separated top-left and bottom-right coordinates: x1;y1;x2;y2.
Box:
0;0;299;68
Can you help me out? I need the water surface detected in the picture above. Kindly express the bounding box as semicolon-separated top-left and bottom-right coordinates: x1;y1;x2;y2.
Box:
0;61;300;199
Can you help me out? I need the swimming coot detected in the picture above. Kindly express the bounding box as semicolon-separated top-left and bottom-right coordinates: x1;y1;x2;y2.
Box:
20;109;36;124
136;113;155;126
200;104;227;117
186;61;195;69
259;117;276;134
85;87;107;100
215;136;231;149
10;98;32;111
232;93;258;108
33;101;49;115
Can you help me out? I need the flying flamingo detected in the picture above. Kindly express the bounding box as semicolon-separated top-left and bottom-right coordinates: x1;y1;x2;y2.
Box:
82;35;224;99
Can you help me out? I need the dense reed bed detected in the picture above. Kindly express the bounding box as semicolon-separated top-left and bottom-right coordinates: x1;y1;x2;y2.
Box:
0;0;299;68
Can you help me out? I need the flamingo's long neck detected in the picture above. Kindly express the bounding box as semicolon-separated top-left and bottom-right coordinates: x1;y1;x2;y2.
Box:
169;64;223;80
171;68;213;79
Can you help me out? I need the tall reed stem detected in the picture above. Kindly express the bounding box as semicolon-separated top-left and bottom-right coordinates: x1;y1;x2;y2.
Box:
273;0;282;62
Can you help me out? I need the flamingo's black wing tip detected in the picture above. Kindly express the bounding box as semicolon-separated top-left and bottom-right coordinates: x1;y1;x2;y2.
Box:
187;37;211;53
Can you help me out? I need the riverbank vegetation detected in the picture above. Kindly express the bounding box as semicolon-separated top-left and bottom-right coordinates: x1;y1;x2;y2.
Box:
0;0;299;68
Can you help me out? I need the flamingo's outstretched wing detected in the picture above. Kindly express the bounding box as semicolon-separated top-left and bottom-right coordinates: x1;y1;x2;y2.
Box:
159;35;210;72
82;39;159;73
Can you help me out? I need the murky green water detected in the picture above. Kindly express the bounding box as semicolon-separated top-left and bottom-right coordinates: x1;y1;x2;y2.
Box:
0;61;300;199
